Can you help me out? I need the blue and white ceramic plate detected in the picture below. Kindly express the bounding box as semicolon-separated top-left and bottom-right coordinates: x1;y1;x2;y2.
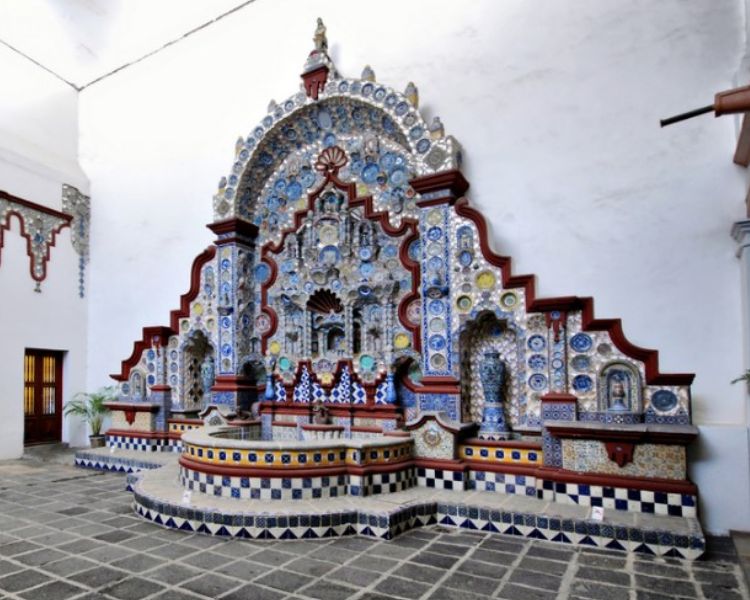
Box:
570;333;593;353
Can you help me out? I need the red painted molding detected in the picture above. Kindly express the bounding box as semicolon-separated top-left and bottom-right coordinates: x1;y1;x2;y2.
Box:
169;246;217;332
301;65;329;100
178;453;412;478
176;449;697;495
271;421;297;427
453;197;695;386
103;402;160;412
414;458;466;471
0;189;71;220
259;154;421;386
540;393;578;404
461;438;543;450
462;460;541;478
110;326;173;382
410;170;470;205
211;375;256;392
545;422;698;445
207;218;258;245
0;189;73;284
604;441;635;468
105;428;166;439
301;424;345;432
111;246;217;382
534;466;697;495
401;374;461;395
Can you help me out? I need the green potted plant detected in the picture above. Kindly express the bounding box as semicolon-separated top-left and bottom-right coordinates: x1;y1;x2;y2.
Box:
64;386;117;448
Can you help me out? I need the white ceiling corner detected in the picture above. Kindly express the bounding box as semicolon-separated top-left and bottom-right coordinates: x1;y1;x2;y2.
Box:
0;0;247;88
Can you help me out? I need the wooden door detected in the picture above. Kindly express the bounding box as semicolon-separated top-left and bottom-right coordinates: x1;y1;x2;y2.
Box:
24;350;63;445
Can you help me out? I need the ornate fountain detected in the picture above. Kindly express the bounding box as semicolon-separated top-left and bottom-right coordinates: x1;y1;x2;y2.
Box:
79;21;704;559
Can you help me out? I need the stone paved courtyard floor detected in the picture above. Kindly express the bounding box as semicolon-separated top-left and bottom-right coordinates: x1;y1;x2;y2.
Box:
0;457;746;600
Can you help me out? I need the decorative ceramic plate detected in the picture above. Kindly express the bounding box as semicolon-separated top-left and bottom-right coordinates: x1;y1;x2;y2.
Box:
528;374;547;391
476;271;496;290
527;335;546;352
572;374;593;392
570;333;593;353
430;354;447;370
428;335;446;351
528;354;546;370
500;292;517;308
651;390;678;412
456;295;473;312
571;355;590;371
394;333;411;349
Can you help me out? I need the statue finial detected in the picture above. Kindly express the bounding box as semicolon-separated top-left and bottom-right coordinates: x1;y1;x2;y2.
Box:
235;136;244;157
361;65;375;82
405;82;419;108
429;116;444;139
314;18;327;52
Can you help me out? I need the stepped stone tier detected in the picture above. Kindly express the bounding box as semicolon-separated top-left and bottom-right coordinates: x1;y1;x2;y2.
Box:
78;21;703;559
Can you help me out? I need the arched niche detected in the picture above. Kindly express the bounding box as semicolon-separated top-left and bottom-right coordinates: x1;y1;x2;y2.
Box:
459;311;518;428
180;329;215;409
597;361;642;413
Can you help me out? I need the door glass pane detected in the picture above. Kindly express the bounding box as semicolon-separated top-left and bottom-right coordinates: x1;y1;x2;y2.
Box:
24;354;35;416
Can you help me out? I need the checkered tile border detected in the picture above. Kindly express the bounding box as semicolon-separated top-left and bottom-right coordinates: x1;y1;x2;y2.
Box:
349;467;417;496
417;467;466;491
543;480;697;518
106;434;181;453
179;465;417;500
131;487;705;559
468;470;537;497
180;466;348;500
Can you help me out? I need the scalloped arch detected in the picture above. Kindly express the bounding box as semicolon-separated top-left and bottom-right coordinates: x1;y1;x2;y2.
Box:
212;78;462;223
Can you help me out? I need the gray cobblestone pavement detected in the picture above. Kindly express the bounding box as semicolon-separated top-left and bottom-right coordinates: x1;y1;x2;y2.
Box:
0;459;746;600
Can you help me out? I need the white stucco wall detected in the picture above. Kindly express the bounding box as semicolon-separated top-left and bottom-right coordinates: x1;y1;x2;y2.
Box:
0;43;89;456
75;0;749;533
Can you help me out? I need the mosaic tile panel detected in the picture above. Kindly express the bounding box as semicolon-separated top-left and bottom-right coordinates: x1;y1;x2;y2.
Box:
561;440;687;480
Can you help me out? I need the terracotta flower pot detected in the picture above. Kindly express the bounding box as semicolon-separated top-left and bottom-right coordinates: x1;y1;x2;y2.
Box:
89;435;106;448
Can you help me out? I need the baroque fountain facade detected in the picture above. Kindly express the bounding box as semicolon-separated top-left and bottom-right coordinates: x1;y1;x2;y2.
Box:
75;22;704;559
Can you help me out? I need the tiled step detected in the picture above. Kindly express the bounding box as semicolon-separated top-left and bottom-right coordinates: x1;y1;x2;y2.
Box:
128;461;705;559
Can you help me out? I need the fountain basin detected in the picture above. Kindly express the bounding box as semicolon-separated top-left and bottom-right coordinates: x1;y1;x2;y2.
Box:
179;427;416;500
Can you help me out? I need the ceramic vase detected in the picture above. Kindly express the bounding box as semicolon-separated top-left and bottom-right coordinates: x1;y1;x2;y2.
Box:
478;351;509;439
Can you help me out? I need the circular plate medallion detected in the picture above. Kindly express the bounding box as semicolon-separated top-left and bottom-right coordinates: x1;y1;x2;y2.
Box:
572;374;593;392
651;390;678;412
359;355;375;371
456;295;473;312
430;354;447;370
476;271;496;290
570;333;593;353
500;292;517;308
422;429;442;447
527;335;546;352
528;374;547;391
394;333;411;349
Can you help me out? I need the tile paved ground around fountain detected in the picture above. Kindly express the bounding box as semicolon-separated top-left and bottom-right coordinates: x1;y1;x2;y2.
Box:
0;456;746;600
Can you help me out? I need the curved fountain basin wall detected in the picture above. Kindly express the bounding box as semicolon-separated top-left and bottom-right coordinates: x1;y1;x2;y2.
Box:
179;427;416;500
